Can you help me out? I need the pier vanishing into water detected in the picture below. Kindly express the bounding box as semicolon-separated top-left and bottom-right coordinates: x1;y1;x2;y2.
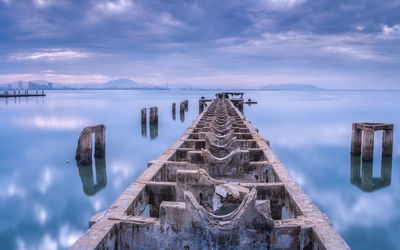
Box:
0;90;46;98
72;93;349;249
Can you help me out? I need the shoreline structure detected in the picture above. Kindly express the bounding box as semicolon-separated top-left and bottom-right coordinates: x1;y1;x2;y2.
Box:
72;93;349;249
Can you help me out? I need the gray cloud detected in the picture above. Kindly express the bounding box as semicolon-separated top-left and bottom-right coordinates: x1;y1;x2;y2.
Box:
0;0;399;88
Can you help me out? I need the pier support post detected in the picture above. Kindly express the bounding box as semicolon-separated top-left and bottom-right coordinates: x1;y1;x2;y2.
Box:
351;122;393;161
75;125;106;165
141;108;147;124
199;100;204;114
180;100;188;113
351;123;362;155
76;129;93;165
149;107;158;124
362;128;374;161
94;125;106;158
172;103;176;113
172;103;176;120
382;128;393;156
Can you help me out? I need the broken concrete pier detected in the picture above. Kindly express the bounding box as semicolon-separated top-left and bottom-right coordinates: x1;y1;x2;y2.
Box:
75;124;106;165
351;122;394;161
72;94;349;249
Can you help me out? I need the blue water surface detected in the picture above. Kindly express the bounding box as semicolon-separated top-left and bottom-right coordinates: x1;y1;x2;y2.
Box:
0;90;399;250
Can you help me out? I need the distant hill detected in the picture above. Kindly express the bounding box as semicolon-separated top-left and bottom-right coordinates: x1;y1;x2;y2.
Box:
95;79;150;89
80;79;167;89
261;84;325;91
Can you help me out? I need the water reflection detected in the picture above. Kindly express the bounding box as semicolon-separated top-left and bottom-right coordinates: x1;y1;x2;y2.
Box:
141;121;147;137
76;157;107;196
350;155;392;192
150;121;158;140
180;110;185;122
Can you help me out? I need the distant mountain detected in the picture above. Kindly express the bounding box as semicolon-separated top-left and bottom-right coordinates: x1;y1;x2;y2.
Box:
96;79;150;89
261;84;325;91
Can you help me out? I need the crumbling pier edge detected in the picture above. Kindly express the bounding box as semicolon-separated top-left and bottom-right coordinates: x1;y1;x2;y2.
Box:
72;97;349;249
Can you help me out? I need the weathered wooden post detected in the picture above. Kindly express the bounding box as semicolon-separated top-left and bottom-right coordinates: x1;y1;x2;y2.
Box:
149;107;158;124
141;108;147;124
76;125;106;165
351;123;362;155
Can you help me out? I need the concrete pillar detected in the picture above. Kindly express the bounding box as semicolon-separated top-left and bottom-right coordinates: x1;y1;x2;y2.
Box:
351;123;362;155
94;125;106;158
149;107;158;124
75;129;93;165
199;100;204;114
141;108;147;124
75;125;106;165
382;129;393;156
362;128;374;161
172;103;176;120
180;101;186;113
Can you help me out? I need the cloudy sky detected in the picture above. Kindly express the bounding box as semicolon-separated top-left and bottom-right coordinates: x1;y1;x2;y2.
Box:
0;0;400;89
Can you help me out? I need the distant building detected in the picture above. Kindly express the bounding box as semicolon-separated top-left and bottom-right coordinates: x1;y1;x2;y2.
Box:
18;81;23;90
8;84;12;90
29;82;38;89
47;82;53;89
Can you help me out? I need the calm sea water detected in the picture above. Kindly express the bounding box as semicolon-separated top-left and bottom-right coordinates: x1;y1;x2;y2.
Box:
0;90;399;250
